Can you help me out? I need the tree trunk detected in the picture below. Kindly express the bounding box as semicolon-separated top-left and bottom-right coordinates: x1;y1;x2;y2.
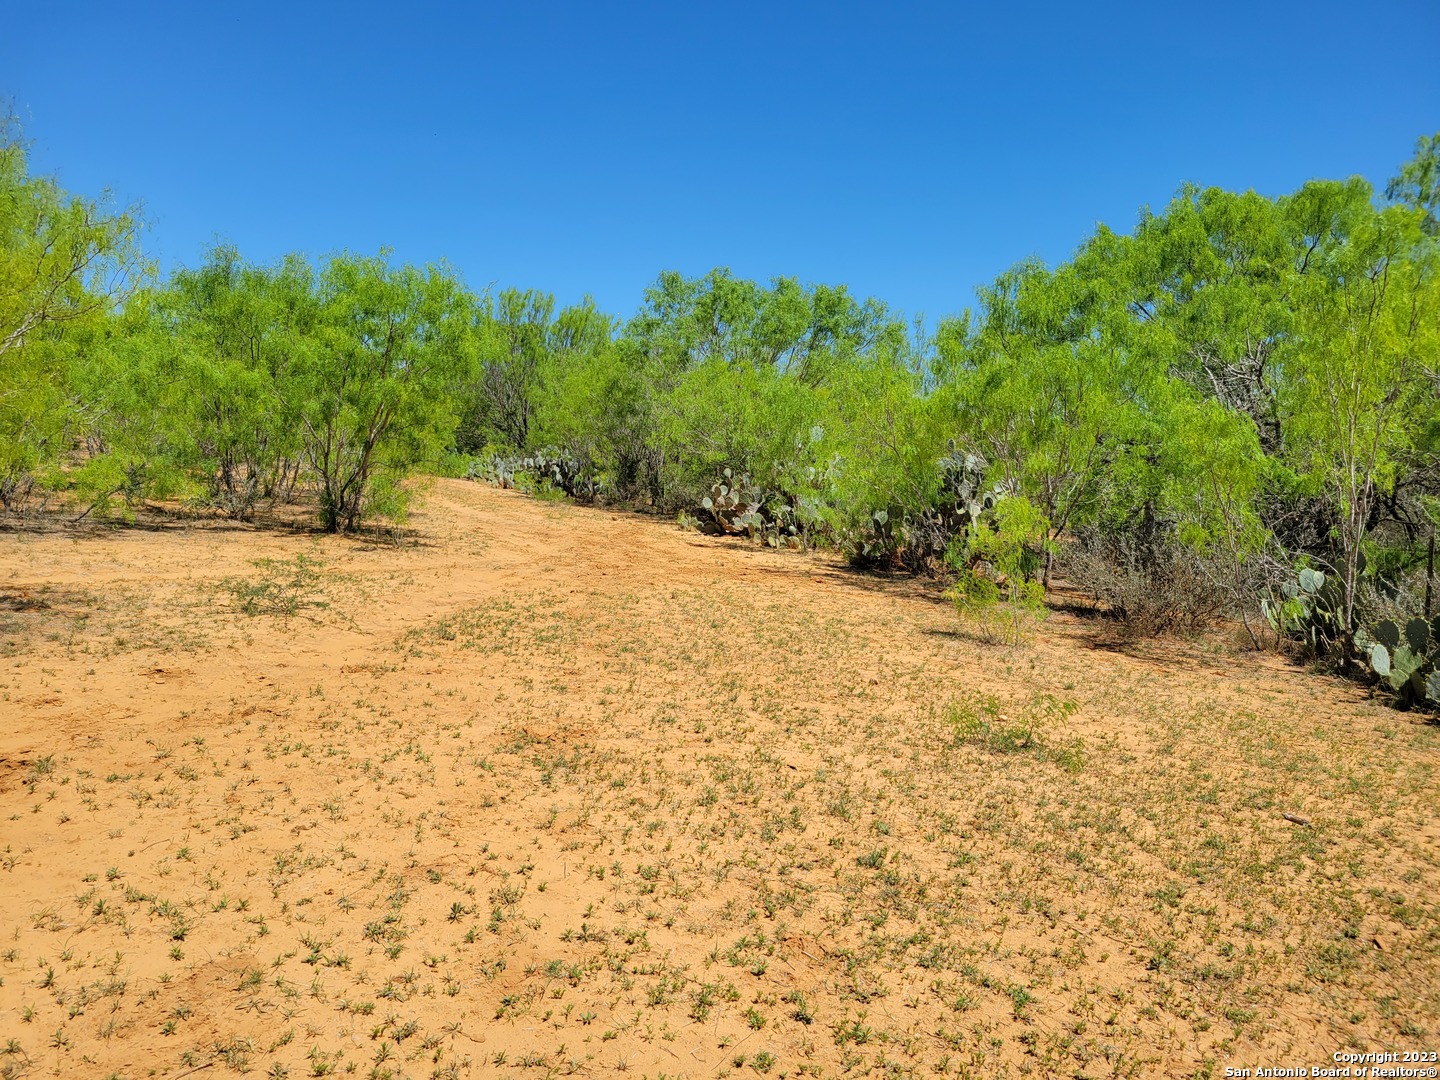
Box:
1427;529;1435;620
1338;480;1374;672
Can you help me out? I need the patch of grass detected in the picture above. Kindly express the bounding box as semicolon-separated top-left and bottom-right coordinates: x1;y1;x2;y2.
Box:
948;692;1084;770
220;554;332;618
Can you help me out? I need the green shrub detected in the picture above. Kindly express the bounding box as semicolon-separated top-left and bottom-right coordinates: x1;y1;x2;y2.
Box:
944;496;1050;644
948;694;1083;771
220;554;331;618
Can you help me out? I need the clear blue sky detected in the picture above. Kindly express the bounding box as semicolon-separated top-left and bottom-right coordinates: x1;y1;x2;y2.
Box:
4;0;1437;326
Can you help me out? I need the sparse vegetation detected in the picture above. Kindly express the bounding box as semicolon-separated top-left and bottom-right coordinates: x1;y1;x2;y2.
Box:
0;478;1436;1078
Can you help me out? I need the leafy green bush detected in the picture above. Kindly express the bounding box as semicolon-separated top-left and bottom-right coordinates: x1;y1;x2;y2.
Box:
944;496;1050;644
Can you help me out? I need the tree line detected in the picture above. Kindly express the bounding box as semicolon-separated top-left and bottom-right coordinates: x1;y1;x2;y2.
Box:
3;116;1438;691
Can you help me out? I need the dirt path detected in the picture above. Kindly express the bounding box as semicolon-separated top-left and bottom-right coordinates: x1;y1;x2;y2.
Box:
1;479;1436;1079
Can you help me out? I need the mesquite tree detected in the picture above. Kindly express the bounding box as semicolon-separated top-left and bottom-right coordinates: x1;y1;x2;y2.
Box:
300;253;475;532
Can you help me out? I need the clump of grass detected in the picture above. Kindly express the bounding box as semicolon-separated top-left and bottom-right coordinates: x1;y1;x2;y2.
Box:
221;554;330;618
947;693;1084;771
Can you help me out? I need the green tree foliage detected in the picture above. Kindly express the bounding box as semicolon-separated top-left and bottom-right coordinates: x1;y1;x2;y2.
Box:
820;351;949;557
0;118;143;507
936;260;1123;577
1387;132;1440;235
926;142;1437;665
1281;191;1437;660
455;288;554;452
300;253;476;532
143;248;311;517
0;119;142;361
57;246;476;531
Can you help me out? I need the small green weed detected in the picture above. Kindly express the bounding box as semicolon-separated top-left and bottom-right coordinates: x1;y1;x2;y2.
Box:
221;554;330;618
948;693;1084;770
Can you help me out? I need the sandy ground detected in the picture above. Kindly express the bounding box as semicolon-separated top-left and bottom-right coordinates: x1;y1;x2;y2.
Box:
0;478;1436;1080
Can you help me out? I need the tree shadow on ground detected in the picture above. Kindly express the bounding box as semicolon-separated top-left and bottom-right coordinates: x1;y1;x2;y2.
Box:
0;501;438;550
0;585;101;655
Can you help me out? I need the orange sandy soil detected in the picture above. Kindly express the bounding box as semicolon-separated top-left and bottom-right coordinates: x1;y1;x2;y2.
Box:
0;479;1436;1080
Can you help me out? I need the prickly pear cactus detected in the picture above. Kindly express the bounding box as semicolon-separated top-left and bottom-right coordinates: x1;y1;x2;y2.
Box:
694;470;806;549
938;445;1011;528
1260;565;1347;655
852;443;1015;569
1358;614;1440;709
466;448;602;500
700;469;764;535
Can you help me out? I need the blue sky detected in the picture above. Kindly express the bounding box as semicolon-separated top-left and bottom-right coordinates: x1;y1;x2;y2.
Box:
4;0;1437;326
